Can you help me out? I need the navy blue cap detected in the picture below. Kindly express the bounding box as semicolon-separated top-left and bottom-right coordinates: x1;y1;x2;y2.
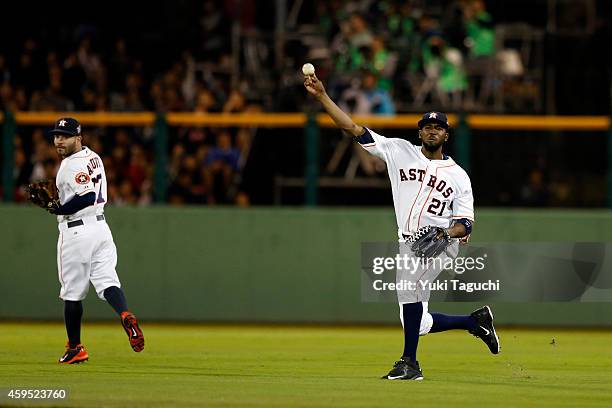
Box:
418;111;449;129
49;117;82;136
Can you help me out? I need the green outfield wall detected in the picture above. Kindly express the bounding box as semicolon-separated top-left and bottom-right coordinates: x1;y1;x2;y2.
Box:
1;206;612;326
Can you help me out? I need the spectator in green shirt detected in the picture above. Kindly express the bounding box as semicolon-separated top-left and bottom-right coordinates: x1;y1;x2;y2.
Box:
423;36;468;94
463;0;495;57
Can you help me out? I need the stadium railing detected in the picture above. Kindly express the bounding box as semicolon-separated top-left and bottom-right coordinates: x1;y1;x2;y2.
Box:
1;112;611;206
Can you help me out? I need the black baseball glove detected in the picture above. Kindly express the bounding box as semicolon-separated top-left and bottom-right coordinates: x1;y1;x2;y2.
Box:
25;180;60;214
409;226;451;258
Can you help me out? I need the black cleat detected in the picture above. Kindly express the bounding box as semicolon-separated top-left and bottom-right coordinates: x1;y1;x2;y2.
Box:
382;357;424;380
469;305;500;354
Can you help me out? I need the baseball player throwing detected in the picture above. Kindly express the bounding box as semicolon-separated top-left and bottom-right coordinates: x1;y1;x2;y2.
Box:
304;73;499;380
27;117;144;364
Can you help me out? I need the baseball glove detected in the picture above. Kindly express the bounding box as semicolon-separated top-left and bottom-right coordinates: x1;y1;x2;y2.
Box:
25;180;60;214
409;226;451;258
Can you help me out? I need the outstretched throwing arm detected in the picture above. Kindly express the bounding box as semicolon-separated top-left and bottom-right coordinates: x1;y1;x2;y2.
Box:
304;74;364;138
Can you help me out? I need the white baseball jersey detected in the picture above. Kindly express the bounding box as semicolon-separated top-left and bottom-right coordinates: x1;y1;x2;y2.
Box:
55;146;107;222
55;146;120;301
357;128;474;239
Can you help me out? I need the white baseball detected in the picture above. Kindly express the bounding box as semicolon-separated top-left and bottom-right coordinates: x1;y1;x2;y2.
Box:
302;63;315;76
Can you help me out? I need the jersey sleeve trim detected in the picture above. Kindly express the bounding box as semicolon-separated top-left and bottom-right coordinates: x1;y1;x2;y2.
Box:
454;218;473;235
452;215;475;221
76;188;95;196
354;128;375;145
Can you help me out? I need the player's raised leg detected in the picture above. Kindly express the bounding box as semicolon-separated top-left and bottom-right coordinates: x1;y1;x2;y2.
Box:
103;286;145;352
91;227;145;352
430;305;500;354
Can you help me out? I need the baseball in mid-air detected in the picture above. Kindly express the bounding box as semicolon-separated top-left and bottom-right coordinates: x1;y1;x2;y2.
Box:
302;63;315;76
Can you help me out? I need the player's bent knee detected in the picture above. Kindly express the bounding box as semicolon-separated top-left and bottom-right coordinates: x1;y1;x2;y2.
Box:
398;302;433;335
96;284;120;300
419;312;433;336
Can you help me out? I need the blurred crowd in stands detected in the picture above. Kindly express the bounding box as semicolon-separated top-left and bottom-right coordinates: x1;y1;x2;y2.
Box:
313;0;497;115
2;0;262;206
1;0;600;207
12;124;252;206
0;0;499;115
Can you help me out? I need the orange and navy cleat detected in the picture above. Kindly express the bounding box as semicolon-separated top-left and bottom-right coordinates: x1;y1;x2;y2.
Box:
121;311;144;352
59;343;89;364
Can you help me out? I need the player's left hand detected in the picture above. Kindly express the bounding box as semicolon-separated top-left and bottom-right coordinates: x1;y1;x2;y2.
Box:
45;199;61;214
25;180;60;213
410;226;451;258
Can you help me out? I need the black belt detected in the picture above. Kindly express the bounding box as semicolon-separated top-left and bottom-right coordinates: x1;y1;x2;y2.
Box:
67;214;105;228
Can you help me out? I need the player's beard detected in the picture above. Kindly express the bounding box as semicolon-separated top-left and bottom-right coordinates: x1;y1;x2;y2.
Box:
56;138;78;158
422;138;445;152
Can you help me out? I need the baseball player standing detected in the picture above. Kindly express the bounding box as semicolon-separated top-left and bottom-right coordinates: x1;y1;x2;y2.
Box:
304;74;499;380
44;117;144;364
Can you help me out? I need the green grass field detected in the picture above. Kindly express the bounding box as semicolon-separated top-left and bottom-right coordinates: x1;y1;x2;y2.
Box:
0;323;611;407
